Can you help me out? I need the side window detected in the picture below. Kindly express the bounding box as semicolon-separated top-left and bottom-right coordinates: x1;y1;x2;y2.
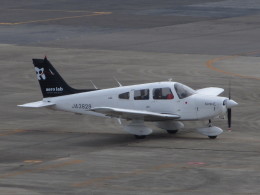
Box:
119;92;129;100
134;89;149;100
153;88;174;100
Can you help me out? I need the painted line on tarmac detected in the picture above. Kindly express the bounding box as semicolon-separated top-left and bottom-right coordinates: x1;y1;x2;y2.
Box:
0;159;83;179
206;51;260;80
0;10;111;25
73;163;179;187
0;8;97;13
73;162;208;188
0;129;27;136
24;160;43;163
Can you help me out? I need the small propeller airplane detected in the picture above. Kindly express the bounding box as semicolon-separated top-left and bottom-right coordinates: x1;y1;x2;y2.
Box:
19;57;238;139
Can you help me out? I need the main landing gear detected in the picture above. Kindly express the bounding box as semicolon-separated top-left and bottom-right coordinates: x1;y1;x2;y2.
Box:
123;120;152;139
134;135;146;139
166;130;178;134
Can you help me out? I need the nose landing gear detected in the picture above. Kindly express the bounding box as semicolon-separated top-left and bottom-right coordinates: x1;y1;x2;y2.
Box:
208;119;212;127
207;120;218;139
196;119;223;139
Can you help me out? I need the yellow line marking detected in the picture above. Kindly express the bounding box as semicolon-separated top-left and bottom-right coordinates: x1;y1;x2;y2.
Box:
0;160;83;179
206;51;260;80
73;163;176;187
24;160;43;163
0;11;112;25
0;129;26;136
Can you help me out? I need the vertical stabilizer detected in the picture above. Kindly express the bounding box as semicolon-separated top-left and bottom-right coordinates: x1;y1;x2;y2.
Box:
33;57;96;97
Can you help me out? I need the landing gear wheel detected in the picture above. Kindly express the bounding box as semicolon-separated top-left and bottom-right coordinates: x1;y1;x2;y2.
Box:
135;135;146;139
167;130;178;134
208;136;217;139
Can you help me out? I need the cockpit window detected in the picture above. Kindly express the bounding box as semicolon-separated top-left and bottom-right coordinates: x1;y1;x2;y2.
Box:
174;83;195;99
153;88;174;100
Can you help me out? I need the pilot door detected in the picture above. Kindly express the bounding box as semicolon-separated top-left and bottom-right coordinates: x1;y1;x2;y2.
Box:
150;87;175;114
133;88;151;111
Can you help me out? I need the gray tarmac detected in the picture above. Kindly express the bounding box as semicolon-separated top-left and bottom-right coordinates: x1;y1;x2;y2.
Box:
0;0;260;194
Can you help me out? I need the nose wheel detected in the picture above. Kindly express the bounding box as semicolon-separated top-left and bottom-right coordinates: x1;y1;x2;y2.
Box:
196;119;223;139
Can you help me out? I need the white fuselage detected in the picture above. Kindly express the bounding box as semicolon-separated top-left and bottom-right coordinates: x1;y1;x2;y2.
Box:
44;82;228;121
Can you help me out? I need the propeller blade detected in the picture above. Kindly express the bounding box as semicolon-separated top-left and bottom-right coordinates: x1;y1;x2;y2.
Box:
227;80;234;131
228;108;231;129
228;80;231;100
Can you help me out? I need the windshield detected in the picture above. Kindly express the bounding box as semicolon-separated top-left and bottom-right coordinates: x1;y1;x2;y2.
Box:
174;83;195;99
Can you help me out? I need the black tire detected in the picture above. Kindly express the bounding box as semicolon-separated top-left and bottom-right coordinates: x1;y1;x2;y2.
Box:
208;136;217;139
167;130;178;134
135;135;146;139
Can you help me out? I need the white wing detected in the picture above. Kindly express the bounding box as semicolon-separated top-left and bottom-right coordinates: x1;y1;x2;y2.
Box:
196;87;224;96
91;107;180;121
18;101;55;108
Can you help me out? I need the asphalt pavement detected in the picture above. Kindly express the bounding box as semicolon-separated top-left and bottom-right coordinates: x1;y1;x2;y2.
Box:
0;0;259;194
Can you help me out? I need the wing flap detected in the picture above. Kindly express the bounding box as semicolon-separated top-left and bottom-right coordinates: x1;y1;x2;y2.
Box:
196;87;224;96
18;101;55;108
91;107;180;121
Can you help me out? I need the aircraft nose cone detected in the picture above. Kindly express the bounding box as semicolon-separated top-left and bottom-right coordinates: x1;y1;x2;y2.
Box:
226;99;238;108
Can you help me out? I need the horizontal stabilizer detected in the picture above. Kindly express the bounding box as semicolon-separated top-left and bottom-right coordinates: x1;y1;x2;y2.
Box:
196;87;224;96
18;101;55;108
91;107;180;121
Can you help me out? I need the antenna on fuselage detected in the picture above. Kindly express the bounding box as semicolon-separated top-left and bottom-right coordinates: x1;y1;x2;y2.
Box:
168;78;173;82
89;80;98;89
114;77;123;87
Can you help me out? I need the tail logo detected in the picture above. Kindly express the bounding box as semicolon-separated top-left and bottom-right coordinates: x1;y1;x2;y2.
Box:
35;67;46;80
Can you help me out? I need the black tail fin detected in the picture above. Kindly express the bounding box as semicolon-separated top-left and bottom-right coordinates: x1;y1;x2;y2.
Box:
33;57;97;98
